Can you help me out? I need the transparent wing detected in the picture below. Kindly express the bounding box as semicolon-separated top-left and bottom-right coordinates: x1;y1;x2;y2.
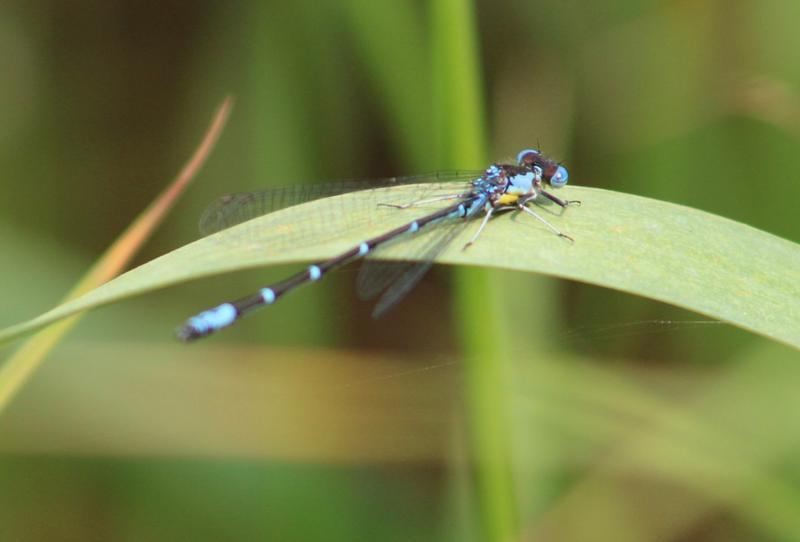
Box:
197;171;482;254
199;182;365;237
356;211;474;318
198;171;482;236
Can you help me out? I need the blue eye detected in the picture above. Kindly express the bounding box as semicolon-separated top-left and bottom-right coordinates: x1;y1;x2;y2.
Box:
516;148;540;164
550;165;569;187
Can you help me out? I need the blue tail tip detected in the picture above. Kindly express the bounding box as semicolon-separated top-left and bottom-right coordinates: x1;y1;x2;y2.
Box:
176;324;204;342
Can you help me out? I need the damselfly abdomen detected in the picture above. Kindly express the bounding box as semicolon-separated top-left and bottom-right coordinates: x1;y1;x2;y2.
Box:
177;149;578;341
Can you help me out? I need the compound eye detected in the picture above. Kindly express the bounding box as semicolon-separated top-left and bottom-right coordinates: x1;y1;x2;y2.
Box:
516;148;540;165
550;165;569;188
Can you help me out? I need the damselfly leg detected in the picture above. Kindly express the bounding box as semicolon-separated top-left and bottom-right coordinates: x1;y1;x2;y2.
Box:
462;206;495;250
540;190;581;208
518;204;574;242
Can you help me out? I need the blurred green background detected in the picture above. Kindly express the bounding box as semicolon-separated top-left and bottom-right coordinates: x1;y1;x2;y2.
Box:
1;1;800;540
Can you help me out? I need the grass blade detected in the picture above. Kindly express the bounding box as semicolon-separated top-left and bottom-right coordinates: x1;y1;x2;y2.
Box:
429;0;518;539
0;97;233;414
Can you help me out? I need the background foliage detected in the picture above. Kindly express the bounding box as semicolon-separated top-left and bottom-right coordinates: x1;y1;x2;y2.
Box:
1;1;799;540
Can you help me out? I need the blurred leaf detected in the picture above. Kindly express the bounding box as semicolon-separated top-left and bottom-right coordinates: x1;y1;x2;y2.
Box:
428;0;513;539
338;0;430;168
0;185;797;349
0;97;233;414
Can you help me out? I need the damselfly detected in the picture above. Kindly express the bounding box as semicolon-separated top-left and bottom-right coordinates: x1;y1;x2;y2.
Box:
177;148;579;341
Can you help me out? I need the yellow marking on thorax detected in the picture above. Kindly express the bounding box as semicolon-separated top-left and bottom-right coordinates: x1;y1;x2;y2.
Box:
497;194;521;205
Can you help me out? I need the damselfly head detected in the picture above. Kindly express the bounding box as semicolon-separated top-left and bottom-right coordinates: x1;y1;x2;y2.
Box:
549;165;569;188
516;148;541;165
516;148;569;189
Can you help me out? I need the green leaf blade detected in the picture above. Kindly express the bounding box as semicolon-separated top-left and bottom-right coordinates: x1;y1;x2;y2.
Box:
2;186;798;349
